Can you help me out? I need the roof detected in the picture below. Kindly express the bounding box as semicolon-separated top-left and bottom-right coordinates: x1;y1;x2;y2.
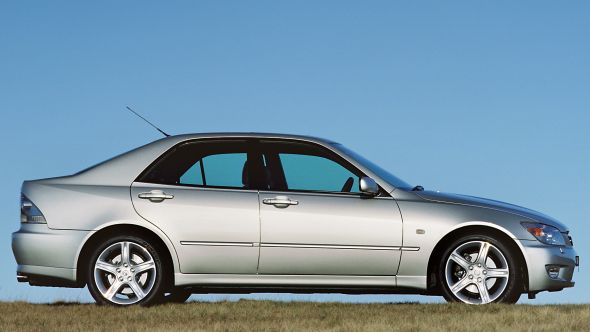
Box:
52;132;338;186
162;132;339;145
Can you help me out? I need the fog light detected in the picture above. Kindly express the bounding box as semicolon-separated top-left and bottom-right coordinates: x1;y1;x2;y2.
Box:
546;265;560;279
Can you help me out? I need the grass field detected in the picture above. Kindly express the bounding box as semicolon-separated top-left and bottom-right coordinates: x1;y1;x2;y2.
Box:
1;300;589;332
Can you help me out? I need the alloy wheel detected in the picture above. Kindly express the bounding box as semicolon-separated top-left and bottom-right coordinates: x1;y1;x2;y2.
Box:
444;240;510;304
93;241;157;305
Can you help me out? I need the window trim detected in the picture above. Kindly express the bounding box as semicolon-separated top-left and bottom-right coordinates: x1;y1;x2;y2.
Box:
260;188;369;197
133;181;260;194
135;137;389;197
134;138;264;191
256;139;387;196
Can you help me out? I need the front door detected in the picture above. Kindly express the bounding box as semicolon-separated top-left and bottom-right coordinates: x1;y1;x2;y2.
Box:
131;139;262;274
257;139;403;276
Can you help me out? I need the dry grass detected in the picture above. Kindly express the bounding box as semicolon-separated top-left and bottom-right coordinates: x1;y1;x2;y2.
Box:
0;300;588;332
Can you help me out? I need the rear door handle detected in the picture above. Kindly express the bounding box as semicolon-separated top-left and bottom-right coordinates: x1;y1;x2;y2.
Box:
262;196;299;208
138;190;174;203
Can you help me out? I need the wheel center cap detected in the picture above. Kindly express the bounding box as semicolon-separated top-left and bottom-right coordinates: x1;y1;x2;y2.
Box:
467;265;487;280
117;267;133;278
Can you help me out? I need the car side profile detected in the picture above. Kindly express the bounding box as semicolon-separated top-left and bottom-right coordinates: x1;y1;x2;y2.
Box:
12;133;579;305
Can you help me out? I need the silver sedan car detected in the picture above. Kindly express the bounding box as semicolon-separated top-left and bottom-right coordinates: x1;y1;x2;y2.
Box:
12;133;579;305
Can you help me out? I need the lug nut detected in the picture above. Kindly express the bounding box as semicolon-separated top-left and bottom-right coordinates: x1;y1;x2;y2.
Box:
477;277;482;282
468;275;473;279
131;268;135;273
124;264;128;268
118;277;123;281
116;268;121;272
469;266;474;270
477;264;482;268
483;270;487;275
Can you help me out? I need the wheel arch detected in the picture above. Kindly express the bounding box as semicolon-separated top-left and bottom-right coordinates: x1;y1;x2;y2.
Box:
426;224;529;294
76;223;177;290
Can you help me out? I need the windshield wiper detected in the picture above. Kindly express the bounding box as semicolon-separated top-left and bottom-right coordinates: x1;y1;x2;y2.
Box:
412;185;424;191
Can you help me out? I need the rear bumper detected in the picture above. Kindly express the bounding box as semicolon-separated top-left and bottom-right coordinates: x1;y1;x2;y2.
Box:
520;240;578;292
12;224;92;287
16;265;81;287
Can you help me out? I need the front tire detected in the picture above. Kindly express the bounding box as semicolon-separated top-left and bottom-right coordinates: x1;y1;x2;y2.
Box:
438;234;522;304
87;235;165;306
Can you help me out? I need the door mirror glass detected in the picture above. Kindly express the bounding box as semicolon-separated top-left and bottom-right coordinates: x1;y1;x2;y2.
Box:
360;177;379;196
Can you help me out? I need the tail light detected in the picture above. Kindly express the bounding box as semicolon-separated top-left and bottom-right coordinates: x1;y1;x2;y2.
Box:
20;194;46;223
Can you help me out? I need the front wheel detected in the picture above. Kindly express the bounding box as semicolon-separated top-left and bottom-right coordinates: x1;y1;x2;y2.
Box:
439;235;523;304
87;235;165;306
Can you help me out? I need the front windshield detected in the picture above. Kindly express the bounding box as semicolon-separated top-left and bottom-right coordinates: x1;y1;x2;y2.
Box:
333;143;412;190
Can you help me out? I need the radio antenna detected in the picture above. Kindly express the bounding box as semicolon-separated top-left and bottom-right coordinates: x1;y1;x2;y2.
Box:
125;106;170;137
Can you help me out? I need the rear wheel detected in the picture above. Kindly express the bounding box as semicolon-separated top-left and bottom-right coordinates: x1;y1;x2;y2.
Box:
87;235;165;306
439;235;522;304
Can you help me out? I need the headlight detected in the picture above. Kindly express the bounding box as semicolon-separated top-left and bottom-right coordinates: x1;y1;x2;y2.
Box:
21;194;46;223
521;222;565;246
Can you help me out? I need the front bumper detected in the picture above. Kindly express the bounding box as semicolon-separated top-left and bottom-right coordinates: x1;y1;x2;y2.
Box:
12;224;93;287
520;240;578;292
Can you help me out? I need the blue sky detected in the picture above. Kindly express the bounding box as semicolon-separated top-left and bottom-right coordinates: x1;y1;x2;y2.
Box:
0;1;588;303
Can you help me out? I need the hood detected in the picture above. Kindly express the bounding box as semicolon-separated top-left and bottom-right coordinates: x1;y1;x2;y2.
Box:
415;190;568;232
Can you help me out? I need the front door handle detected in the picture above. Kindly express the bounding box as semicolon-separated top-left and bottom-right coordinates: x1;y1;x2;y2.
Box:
138;190;174;203
262;196;299;208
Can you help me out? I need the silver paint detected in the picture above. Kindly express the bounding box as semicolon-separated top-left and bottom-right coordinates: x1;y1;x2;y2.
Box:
12;132;578;303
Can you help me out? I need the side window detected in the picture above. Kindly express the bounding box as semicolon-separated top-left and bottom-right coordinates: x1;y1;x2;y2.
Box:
279;154;360;193
179;153;247;188
179;160;203;185
138;140;259;190
261;141;363;194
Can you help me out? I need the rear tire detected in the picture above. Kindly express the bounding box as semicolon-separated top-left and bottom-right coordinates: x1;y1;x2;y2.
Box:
438;234;522;304
87;235;165;306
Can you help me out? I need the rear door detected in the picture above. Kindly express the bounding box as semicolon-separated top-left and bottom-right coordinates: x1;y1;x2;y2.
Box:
131;139;264;274
257;140;403;276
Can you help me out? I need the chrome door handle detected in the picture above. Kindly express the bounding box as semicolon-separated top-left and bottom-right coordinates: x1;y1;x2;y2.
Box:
262;196;299;208
138;190;174;203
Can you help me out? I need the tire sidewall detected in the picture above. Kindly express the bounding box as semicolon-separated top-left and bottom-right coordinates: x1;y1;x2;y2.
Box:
87;235;165;306
438;234;522;304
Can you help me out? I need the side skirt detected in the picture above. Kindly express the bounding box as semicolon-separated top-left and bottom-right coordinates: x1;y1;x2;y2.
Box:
175;274;427;294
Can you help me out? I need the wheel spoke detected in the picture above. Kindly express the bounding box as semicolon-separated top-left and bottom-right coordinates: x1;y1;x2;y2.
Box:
449;251;471;270
445;240;511;304
476;242;490;265
104;280;123;300
477;283;491;304
486;268;509;279
127;280;146;299
121;242;130;265
450;277;472;294
133;260;155;274
95;260;118;275
93;240;157;305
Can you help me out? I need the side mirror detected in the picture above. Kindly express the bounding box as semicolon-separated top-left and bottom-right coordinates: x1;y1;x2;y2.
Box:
360;177;379;196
